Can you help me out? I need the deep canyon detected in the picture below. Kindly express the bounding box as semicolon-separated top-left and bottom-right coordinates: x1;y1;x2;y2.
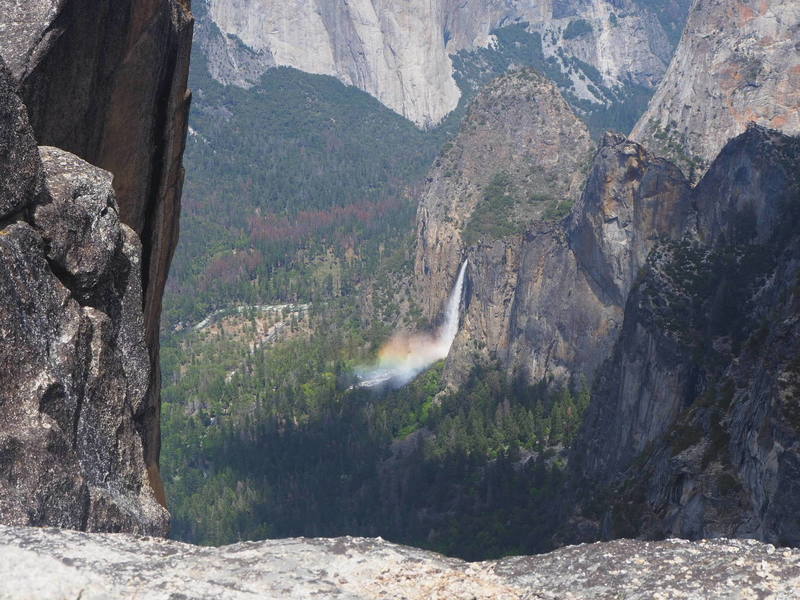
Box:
0;0;799;597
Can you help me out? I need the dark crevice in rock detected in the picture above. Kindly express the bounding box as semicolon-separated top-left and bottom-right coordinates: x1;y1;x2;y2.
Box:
139;45;178;311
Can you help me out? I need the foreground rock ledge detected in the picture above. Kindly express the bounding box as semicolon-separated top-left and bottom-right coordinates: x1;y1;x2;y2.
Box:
1;527;799;599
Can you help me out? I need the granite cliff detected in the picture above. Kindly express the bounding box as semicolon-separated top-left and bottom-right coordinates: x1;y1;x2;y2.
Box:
0;64;167;533
415;98;800;553
415;68;691;386
631;0;800;179
0;0;193;532
194;0;690;127
567;124;800;546
411;0;800;550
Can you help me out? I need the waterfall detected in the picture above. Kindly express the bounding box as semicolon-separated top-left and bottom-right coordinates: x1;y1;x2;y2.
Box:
356;259;468;389
438;259;468;352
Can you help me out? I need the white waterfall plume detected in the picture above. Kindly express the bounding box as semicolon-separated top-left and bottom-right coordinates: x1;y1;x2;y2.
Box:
355;260;468;389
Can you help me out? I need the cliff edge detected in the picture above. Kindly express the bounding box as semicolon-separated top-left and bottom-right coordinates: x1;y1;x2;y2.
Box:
631;0;800;179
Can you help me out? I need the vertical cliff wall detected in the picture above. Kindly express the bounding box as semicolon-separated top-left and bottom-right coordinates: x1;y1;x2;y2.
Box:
631;0;800;179
568;125;800;546
0;62;169;533
0;0;194;506
196;0;689;127
0;0;193;531
413;68;593;381
414;69;692;387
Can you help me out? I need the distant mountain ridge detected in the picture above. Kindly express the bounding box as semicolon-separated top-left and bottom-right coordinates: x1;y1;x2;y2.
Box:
410;0;800;549
195;0;691;127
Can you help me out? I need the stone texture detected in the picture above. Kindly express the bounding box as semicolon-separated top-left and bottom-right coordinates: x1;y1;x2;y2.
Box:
567;125;800;547
631;0;800;179
0;61;168;535
0;60;41;220
415;68;594;323
201;0;461;128
0;0;194;503
34;147;121;293
197;0;688;126
568;132;691;306
1;526;799;599
503;135;690;383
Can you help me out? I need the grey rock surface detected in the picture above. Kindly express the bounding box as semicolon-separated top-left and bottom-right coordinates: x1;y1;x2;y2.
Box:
415;68;594;322
1;526;799;599
196;0;689;127
631;0;800;179
501;134;690;384
0;60;41;219
34;147;121;293
0;62;168;535
0;0;195;497
568;126;800;547
415;73;692;387
568;132;691;307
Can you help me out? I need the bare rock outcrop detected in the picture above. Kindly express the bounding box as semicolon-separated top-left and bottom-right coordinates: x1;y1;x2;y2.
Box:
0;61;168;533
1;525;799;599
568;125;800;546
415;68;594;320
568;132;692;307
0;61;41;219
0;0;194;503
415;70;692;386
196;0;689;127
631;0;800;179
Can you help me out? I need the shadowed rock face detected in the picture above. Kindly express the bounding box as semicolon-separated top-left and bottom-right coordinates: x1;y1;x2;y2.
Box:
0;63;41;219
414;69;594;382
631;0;800;180
0;525;799;599
568;125;800;547
0;0;194;503
0;62;168;533
415;69;594;317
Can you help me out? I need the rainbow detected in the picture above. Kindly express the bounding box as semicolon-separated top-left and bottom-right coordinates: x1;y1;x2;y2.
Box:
356;260;467;388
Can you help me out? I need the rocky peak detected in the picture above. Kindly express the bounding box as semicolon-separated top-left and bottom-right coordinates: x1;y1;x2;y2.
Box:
496;133;692;383
568;134;691;305
631;0;800;179
694;123;800;245
415;68;594;322
414;66;698;387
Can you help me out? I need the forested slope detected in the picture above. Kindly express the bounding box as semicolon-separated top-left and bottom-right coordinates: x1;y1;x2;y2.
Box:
160;6;691;558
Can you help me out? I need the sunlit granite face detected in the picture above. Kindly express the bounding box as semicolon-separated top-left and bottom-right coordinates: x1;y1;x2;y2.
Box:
632;0;800;180
197;0;684;127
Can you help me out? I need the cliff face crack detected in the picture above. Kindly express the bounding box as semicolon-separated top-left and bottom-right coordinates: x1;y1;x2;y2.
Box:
138;44;176;310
